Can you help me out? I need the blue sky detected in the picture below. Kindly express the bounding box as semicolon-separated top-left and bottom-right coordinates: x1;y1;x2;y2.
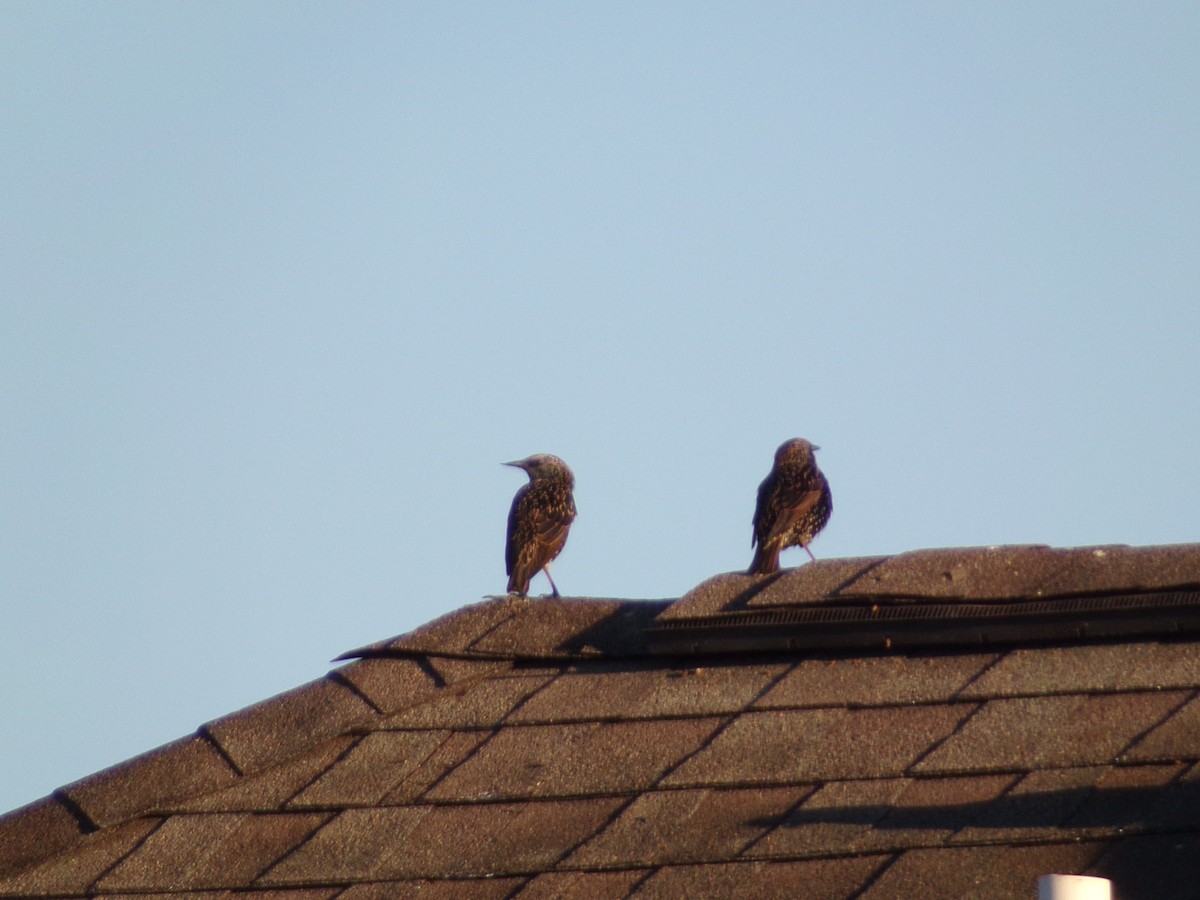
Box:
2;3;1198;814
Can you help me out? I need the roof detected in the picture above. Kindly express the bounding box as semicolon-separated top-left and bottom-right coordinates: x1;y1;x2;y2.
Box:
3;542;1200;899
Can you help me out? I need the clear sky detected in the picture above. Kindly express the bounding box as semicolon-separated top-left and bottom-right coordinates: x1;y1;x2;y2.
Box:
2;3;1198;815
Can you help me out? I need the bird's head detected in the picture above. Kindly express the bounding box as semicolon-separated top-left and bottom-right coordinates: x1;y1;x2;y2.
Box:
774;438;819;466
503;453;574;485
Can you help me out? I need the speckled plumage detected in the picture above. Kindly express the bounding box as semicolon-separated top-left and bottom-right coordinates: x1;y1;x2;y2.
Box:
504;454;576;598
749;438;832;575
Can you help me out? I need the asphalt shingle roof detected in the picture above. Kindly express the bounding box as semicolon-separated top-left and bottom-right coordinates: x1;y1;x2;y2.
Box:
3;542;1200;899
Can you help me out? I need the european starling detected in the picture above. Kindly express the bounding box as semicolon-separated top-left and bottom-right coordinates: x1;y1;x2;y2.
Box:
503;454;576;598
749;438;832;575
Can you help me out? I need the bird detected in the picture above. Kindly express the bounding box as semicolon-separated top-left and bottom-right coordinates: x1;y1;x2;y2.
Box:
503;453;576;598
749;438;832;575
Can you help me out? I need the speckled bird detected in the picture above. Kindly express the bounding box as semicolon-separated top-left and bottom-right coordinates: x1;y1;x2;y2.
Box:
503;454;576;598
749;438;832;575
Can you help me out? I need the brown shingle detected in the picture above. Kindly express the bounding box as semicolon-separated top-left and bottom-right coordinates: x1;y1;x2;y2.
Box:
517;869;649;898
914;692;1190;774
380;673;555;729
959;641;1200;699
660;557;890;620
950;766;1104;844
857;842;1106;899
752;778;905;858
1090;830;1200;899
261;799;623;882
1121;690;1200;762
339;879;523;899
1062;762;1183;831
1034;543;1200;597
364;597;523;656
0;796;83;879
755;653;993;709
468;599;666;658
331;656;441;715
427;718;723;801
172;737;356;813
565;786;812;868
384;731;493;804
204;676;377;775
632;856;888;899
60;734;238;828
340;883;523;897
0;818;159;897
754;775;1014;858
665;704;976;787
830;545;1063;600
509;662;787;723
288;731;452;807
96;813;329;892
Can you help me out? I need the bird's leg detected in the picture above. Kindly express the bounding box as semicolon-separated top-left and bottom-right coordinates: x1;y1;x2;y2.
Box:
803;545;817;562
542;566;561;599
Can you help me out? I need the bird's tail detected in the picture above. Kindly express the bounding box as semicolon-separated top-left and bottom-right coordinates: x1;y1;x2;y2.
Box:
748;542;780;576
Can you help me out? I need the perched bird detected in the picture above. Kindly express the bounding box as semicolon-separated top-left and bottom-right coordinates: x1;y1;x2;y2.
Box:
749;438;832;575
503;454;576;598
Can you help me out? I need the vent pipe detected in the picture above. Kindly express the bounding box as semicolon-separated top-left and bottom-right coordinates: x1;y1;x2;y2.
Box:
1037;874;1112;900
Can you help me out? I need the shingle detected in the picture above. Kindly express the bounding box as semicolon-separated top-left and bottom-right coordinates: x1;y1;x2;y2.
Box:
950;766;1103;844
204;676;377;775
509;662;787;723
661;557;890;620
59;734;238;827
172;737;356;813
1035;542;1200;597
96;813;329;892
338;879;524;899
359;597;524;656
384;731;493;804
632;856;888;900
380;673;554;729
1090;830;1200;899
857;841;1106;899
751;778;905;858
565;786;812;868
0;796;83;879
516;870;649;898
1141;761;1200;830
1063;763;1183;831
855;775;1015;851
101;892;339;900
288;731;452;807
426;718;722;801
914;692;1190;774
754;775;1013;858
652;573;765;621
0;818;159;897
332;657;441;715
756;653;993;709
744;556;893;607
959;642;1200;699
664;705;975;787
1121;690;1200;762
834;545;1063;600
468;599;667;658
261;799;623;882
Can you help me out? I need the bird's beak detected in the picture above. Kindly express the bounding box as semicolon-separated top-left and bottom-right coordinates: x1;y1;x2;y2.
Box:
813;444;821;451
502;459;526;469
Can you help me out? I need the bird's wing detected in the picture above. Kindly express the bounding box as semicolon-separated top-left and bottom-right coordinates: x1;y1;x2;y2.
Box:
526;495;575;561
759;476;823;548
506;487;575;578
505;485;529;576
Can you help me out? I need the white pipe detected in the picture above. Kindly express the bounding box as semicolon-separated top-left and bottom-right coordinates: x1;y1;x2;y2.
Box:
1037;874;1112;900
